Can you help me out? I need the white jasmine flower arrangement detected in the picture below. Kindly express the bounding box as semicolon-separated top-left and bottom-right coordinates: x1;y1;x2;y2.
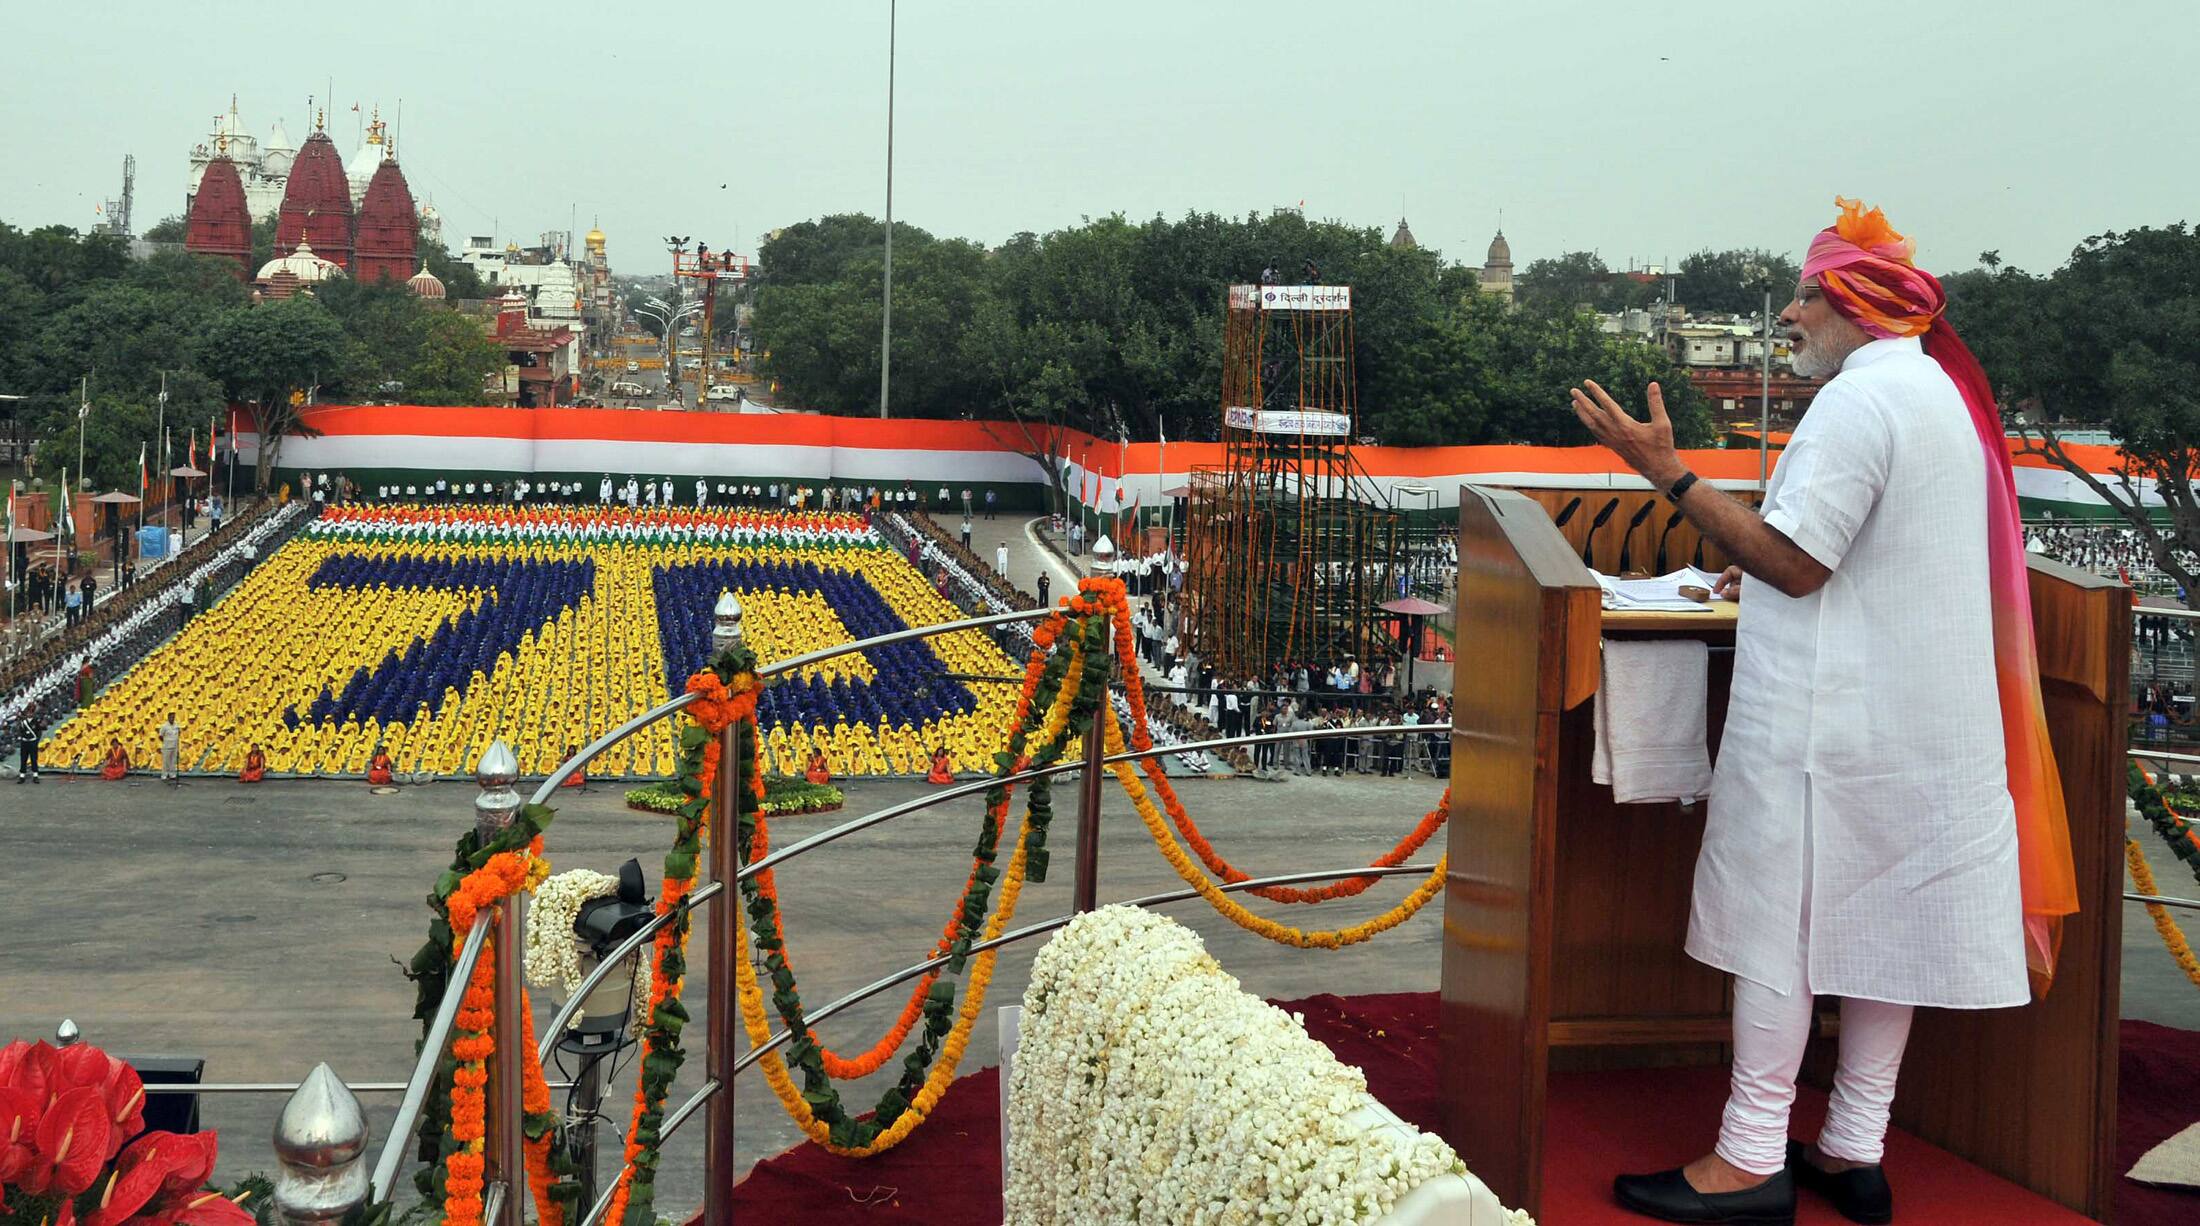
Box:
1007;907;1530;1225
524;868;652;1032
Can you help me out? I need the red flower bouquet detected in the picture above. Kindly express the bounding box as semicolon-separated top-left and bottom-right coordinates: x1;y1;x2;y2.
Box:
0;1041;251;1226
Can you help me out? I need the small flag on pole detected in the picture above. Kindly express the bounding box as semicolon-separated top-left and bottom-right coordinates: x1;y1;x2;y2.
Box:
139;443;147;493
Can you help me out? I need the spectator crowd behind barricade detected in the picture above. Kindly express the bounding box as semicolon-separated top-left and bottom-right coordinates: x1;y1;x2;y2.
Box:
1128;593;1452;780
1;500;309;752
2;495;280;684
2025;521;2197;597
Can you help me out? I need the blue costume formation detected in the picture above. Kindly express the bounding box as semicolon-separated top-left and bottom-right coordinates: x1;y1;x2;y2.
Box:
652;558;978;733
283;554;598;729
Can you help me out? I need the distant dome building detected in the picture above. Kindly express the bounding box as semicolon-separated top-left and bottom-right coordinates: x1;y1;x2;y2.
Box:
183;154;253;279
407;262;446;300
1480;228;1515;305
344;111;389;207
1390;217;1418;250
354;151;419;285
186;101;291;222
261;118;296;179
255;240;344;298
274;121;354;270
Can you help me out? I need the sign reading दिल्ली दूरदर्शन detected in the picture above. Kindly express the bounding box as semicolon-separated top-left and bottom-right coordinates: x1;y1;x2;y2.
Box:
1222;406;1354;437
1228;284;1352;311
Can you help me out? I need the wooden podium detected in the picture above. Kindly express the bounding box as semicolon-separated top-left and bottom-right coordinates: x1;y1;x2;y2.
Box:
1439;485;2129;1220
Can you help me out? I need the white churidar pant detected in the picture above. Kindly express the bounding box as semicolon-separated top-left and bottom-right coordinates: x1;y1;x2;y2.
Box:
1715;804;1917;1176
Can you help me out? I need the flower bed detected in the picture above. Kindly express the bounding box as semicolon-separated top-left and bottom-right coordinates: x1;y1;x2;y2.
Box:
624;776;843;817
1005;907;1531;1225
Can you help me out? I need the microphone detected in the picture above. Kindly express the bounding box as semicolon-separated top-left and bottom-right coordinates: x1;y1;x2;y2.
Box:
1552;496;1583;529
1579;498;1620;567
1653;508;1685;573
1692;537;1708;569
1616;502;1655;575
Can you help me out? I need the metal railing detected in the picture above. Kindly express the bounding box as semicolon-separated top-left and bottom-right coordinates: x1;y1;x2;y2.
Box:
302;594;1461;1226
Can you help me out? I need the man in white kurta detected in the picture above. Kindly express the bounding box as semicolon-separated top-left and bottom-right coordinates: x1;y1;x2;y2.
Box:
1692;336;2024;1008
1572;209;2035;1224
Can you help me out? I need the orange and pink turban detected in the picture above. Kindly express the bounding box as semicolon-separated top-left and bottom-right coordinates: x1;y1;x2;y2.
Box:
1804;197;2078;996
1800;197;1949;338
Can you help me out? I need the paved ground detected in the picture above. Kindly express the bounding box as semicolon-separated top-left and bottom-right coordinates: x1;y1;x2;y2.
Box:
1;766;1474;1216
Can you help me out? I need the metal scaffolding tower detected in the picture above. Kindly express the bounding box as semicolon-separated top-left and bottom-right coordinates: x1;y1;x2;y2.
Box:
1181;283;1413;684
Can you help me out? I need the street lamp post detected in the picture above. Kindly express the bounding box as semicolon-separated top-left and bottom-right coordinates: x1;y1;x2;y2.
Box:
878;0;896;420
1760;284;1773;498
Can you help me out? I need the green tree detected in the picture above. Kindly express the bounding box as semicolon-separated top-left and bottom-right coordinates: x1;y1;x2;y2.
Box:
142;214;188;244
1674;248;1800;315
33;392;156;492
404;310;505;405
1949;225;2200;604
195;297;350;491
420;236;485;301
1514;251;1614;313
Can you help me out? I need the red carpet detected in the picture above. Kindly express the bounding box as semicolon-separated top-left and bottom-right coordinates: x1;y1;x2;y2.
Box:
724;992;2200;1224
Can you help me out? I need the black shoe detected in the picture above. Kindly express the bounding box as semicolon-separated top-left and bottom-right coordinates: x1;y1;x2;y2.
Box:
1787;1142;1892;1224
1613;1166;1795;1224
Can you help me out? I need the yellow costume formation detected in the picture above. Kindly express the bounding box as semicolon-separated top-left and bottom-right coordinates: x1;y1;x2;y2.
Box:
48;504;1025;779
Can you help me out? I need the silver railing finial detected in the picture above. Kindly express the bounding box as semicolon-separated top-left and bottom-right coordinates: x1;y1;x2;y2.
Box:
55;1018;81;1047
272;1063;370;1226
711;590;744;652
474;739;521;839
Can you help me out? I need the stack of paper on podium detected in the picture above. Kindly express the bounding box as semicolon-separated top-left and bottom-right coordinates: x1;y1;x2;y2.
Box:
1591;566;1727;612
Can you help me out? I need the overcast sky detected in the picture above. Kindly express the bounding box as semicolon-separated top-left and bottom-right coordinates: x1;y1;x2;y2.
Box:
3;2;2188;278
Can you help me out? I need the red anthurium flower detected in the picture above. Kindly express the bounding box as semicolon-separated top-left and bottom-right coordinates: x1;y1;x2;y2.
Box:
82;1133;189;1226
30;1086;111;1195
55;1047;146;1155
166;1188;255;1226
0;1040;59;1109
149;1132;217;1201
0;1086;39;1184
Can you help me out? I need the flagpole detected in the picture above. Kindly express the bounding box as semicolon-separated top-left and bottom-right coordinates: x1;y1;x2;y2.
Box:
155;374;168;554
74;376;87;580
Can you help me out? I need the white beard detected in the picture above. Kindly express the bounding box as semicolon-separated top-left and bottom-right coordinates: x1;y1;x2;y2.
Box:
1790;331;1861;380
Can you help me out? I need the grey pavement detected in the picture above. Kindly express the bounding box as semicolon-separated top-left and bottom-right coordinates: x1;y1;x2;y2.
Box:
1;766;1467;1217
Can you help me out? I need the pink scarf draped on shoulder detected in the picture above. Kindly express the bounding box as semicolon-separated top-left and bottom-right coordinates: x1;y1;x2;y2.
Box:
1801;198;2079;997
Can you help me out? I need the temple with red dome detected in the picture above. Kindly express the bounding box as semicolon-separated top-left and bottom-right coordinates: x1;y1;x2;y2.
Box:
182;154;253;279
273;124;355;271
354;154;418;285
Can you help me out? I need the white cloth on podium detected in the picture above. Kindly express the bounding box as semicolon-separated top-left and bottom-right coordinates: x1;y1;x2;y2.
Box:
1687;336;2026;1008
1592;638;1711;804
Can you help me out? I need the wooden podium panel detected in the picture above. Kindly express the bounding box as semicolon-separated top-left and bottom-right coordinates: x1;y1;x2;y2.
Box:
1439;488;2128;1220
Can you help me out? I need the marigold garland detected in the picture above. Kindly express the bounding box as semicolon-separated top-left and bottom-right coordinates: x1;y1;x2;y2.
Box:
429;831;566;1226
2125;763;2200;990
1104;705;1449;949
730;616;1096;1154
599;666;754;1226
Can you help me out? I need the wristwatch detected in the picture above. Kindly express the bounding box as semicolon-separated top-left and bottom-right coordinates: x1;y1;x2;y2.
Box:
1663;471;1700;503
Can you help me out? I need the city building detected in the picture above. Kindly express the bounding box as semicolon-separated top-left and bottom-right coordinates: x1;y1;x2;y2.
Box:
1480;229;1514;305
491;289;578;408
1390;217;1417;250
